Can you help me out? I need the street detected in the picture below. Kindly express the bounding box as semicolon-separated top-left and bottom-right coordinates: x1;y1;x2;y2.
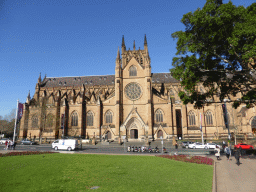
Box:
0;142;216;155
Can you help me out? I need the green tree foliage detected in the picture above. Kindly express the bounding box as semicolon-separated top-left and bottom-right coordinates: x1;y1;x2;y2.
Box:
170;0;256;108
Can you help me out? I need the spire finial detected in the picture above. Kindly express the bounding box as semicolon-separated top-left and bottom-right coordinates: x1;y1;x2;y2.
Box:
144;34;147;45
117;46;120;59
26;90;31;103
38;72;41;83
133;40;135;50
122;35;125;47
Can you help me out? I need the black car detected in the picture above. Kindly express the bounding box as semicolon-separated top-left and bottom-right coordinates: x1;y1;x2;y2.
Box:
182;141;194;148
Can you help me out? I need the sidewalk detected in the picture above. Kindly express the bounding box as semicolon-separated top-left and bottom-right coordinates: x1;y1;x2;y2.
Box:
214;155;256;192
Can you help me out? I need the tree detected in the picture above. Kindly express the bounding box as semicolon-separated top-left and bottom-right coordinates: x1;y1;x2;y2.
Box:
170;0;256;108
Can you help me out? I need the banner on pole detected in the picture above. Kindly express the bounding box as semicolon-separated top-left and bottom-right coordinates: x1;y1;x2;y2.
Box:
200;113;202;132
17;103;24;123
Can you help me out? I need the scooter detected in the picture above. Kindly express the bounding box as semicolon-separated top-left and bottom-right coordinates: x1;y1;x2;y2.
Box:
131;146;134;152
127;146;131;152
155;147;160;153
163;147;167;153
134;146;138;152
148;147;153;153
138;147;141;152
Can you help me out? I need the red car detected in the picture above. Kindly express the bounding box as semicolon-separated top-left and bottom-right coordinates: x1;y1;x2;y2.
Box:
234;143;254;150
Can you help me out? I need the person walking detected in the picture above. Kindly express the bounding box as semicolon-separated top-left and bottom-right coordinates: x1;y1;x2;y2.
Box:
215;146;221;160
234;149;241;166
175;141;178;149
225;146;231;161
5;140;8;150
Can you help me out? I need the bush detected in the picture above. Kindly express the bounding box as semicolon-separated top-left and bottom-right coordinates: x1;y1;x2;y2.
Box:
157;155;214;165
0;151;56;157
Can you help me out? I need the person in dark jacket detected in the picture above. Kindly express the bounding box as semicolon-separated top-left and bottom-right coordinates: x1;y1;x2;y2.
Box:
234;149;241;165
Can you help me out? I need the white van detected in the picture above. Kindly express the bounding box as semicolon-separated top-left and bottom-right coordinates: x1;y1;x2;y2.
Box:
52;139;78;151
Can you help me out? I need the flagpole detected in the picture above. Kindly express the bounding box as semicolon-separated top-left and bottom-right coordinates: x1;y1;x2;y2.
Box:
200;113;204;145
13;99;19;143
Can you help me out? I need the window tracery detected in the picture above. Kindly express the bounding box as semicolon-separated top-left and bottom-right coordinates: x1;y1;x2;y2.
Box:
71;111;78;126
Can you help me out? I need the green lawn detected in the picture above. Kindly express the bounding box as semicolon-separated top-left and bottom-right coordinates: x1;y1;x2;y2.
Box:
0;154;213;192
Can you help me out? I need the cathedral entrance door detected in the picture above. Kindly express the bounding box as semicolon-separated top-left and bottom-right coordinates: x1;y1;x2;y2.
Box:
130;129;138;139
176;109;182;139
107;131;111;140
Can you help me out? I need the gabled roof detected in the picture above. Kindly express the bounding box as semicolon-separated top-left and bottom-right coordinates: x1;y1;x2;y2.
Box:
41;73;179;88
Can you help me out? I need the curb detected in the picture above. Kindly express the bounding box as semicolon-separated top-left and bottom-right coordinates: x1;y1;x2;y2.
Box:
212;161;217;192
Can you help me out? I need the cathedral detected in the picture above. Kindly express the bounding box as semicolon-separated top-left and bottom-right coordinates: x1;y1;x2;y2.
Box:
19;35;255;142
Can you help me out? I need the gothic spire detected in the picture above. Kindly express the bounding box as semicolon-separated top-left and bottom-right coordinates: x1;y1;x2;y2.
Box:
144;34;148;53
121;35;126;52
116;46;120;60
38;72;41;83
133;40;136;50
144;34;147;45
26;90;30;103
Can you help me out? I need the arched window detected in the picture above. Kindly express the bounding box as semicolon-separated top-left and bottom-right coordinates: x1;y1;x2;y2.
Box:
188;111;196;126
129;65;137;76
205;110;213;125
87;111;93;126
140;58;143;64
46;114;54;128
71;111;78;126
155;109;163;123
32;115;38;128
105;110;113;124
169;90;175;96
251;116;256;131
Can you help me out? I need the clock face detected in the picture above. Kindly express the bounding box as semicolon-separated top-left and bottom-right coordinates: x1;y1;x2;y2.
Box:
125;83;142;100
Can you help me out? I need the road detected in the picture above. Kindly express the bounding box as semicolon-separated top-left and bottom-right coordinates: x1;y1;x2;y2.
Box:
0;142;216;155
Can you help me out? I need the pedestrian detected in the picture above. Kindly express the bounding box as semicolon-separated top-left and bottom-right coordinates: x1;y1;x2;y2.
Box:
215;146;221;160
175;141;178;149
225;146;231;161
234;149;241;166
9;140;13;150
5;140;8;150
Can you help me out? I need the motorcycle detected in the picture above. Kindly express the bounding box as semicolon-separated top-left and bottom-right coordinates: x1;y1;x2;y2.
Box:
141;146;146;152
148;147;153;153
163;147;167;153
127;145;131;152
155;147;159;153
138;147;141;152
134;146;138;152
131;146;134;152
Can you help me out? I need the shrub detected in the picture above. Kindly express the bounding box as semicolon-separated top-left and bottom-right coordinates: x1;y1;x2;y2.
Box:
157;155;213;165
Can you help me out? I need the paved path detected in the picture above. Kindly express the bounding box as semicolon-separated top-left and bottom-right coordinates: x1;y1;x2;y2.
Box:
214;155;256;192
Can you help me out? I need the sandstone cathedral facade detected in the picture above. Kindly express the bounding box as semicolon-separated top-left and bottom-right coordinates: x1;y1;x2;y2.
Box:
19;36;255;141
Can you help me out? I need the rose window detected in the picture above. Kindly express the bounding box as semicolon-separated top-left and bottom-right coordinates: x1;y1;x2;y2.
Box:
125;83;142;100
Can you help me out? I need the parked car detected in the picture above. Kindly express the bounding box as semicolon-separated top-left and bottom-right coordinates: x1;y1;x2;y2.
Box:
0;138;9;144
20;139;36;145
234;143;254;150
206;143;221;149
182;141;194;148
188;142;208;149
52;139;78;151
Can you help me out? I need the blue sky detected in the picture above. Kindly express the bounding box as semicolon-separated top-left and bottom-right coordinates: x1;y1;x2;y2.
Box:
0;0;254;117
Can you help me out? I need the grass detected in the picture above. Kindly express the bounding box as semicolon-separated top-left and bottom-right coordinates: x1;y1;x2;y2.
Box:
0;153;213;192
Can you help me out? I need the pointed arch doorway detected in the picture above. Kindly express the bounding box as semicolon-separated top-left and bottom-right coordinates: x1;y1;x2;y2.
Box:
126;118;141;140
130;129;138;139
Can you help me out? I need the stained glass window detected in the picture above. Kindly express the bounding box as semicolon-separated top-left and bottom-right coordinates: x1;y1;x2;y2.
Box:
71;111;78;126
105;110;113;124
188;111;196;126
125;83;142;100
